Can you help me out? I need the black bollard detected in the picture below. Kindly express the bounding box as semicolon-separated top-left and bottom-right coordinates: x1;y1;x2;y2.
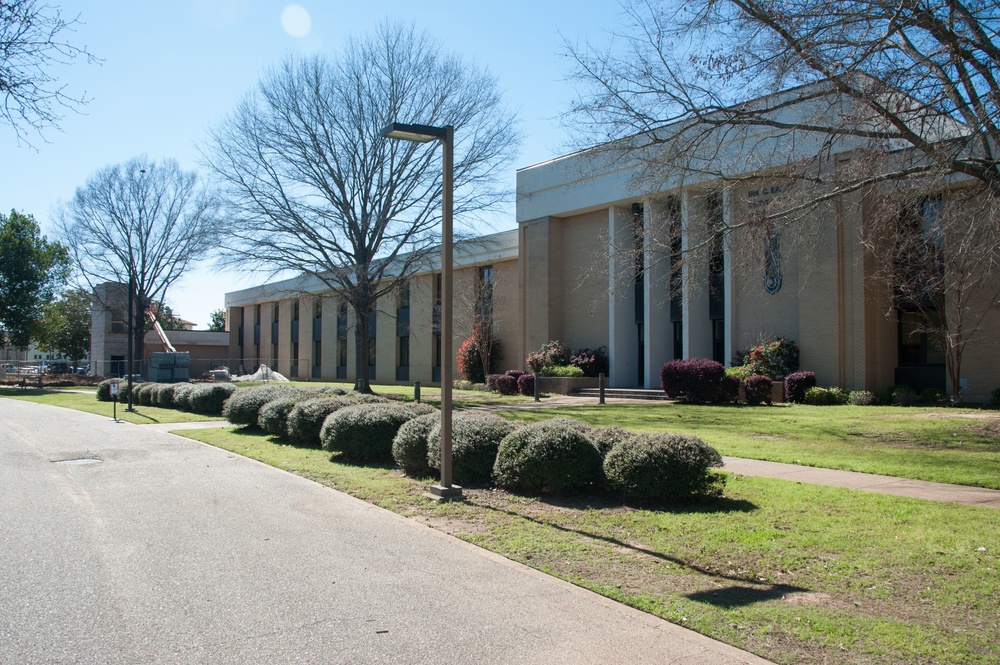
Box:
599;373;605;404
533;373;539;402
414;381;421;404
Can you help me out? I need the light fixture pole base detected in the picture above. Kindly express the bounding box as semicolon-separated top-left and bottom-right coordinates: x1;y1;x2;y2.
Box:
424;484;465;502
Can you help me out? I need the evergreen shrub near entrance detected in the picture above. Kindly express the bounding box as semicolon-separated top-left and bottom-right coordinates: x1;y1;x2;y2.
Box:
493;418;603;494
603;432;725;501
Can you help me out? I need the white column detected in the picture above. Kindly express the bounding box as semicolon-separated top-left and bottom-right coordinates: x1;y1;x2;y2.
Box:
608;206;638;387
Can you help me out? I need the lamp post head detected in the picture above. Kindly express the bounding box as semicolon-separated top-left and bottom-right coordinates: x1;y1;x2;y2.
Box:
380;122;448;143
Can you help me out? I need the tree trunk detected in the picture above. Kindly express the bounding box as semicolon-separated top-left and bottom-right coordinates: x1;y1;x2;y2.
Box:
352;299;372;394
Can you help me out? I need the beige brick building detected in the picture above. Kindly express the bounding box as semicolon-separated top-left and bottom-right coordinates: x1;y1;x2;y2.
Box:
225;91;1000;402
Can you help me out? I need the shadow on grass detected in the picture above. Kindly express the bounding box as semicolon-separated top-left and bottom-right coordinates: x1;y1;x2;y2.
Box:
685;584;809;608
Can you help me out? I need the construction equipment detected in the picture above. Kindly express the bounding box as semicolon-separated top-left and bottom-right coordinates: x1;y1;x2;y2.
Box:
145;308;189;382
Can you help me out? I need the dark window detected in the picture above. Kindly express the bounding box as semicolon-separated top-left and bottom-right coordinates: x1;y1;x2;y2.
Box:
367;337;376;368
668;196;683;357
338;338;347;368
898;310;945;367
476;265;494;322
398;280;410;309
707;192;725;363
111;317;126;334
293;300;299;321
314;340;322;367
272;301;279;322
398;335;410;367
292;342;299;363
272;343;278;365
315;298;322;319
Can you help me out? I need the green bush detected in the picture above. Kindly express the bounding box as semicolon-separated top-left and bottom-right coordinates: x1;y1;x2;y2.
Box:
603;433;725;501
173;383;198;410
493;418;603;494
538;365;585;378
321;403;432;463
224;384;299;427
525;340;572;374
189;383;238;415
588;425;638;458
849;390;878;406
392;412;440;476
426;412;520;485
892;385;919;406
286;397;355;447
258;394;307;438
150;383;178;408
743;337;800;379
803;386;849;405
921;387;947;405
137;382;157;406
96;379;114;402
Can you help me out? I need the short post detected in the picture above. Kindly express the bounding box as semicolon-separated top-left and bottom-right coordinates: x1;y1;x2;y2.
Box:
599;373;606;404
533;372;539;402
37;375;43;389
414;381;421;404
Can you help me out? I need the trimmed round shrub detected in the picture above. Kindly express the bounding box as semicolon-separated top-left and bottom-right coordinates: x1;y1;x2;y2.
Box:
189;382;238;415
173;383;198;411
744;374;773;405
517;373;535;396
258;394;307;437
348;392;390;405
495;374;518;395
485;374;504;392
426;412;520;485
849;390;878;406
96;379;114;402
660;358;727;403
316;386;349;396
150;383;178;408
137;382;157;406
322;403;432;463
719;374;740;403
784;371;817;403
392;412;440;476
493;418;603;494
505;370;527;382
286;397;355;447
224;384;299;427
588;425;638;458
603;433;725;501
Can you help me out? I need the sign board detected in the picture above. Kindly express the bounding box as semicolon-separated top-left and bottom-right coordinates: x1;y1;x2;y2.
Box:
109;381;120;396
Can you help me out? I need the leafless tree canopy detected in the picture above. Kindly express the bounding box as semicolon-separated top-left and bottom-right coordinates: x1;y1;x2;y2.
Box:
203;22;519;391
58;155;220;360
1;0;98;146
566;0;1000;197
567;1;1000;400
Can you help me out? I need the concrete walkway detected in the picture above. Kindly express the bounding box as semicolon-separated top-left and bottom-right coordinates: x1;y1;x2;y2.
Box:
1;399;769;664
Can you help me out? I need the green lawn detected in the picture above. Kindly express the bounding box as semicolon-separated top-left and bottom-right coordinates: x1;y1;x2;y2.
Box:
177;426;1000;665
494;404;1000;489
232;379;534;407
0;388;224;424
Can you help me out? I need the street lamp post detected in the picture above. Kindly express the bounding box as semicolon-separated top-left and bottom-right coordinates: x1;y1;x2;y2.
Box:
126;273;135;411
381;122;463;501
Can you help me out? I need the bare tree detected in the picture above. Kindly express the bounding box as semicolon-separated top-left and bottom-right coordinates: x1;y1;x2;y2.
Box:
58;155;220;363
203;22;519;393
566;0;1000;399
1;0;98;146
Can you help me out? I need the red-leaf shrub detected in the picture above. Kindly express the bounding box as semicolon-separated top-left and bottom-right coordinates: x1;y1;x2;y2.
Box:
570;346;609;377
660;358;727;403
457;322;500;384
516;373;534;396
784;371;817;403
744;374;773;405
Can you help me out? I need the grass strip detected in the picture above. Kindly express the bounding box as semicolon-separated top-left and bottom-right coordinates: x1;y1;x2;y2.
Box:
494;404;1000;489
175;426;1000;665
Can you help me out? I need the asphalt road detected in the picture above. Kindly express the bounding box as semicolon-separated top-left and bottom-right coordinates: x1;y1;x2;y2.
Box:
0;398;769;664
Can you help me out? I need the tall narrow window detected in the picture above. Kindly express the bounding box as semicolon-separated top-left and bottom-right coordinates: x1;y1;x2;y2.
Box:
707;192;725;364
632;202;645;385
433;273;442;382
667;196;683;359
396;280;410;381
476;265;494;323
336;299;348;380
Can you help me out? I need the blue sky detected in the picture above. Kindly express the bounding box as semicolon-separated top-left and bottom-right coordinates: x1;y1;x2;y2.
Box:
1;0;624;329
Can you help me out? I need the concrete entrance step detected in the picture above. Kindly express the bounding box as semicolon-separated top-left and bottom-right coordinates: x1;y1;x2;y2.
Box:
576;388;671;401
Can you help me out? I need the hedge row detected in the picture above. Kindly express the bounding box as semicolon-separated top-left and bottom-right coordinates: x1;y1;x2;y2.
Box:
386;411;724;502
96;379;238;415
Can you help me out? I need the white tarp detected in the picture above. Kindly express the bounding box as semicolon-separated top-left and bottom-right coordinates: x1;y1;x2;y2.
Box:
231;364;290;382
